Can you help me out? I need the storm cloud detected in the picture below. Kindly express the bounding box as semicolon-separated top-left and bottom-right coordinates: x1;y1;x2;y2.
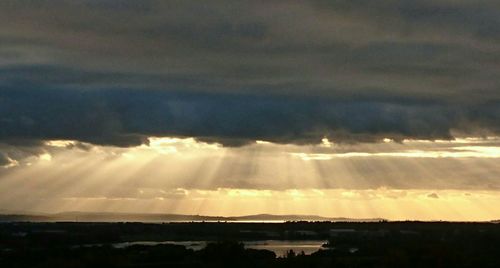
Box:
1;0;500;146
1;87;500;147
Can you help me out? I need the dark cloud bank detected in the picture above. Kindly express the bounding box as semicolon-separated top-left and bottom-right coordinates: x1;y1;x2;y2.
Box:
1;88;498;147
1;0;500;147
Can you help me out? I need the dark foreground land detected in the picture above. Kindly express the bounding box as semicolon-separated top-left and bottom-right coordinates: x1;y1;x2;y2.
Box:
1;221;500;267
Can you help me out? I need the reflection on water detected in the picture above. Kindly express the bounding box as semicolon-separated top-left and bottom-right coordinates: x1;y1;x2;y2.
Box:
112;240;327;256
244;240;327;256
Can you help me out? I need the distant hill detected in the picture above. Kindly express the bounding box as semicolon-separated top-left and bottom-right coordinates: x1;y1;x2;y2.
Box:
234;214;385;222
0;212;386;223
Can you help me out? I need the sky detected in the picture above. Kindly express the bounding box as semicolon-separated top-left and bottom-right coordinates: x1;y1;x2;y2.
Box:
1;0;500;221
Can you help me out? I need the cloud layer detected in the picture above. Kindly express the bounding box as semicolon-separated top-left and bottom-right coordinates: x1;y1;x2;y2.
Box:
1;0;500;146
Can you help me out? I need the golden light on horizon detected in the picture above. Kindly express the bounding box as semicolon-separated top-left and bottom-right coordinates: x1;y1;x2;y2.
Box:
1;136;500;221
20;188;500;222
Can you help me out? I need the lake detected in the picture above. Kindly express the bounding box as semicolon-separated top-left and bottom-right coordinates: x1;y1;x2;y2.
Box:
112;240;328;256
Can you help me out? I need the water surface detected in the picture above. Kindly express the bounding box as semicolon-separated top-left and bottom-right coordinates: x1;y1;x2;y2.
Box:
112;240;327;256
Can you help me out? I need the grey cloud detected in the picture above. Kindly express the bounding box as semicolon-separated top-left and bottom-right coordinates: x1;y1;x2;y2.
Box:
0;1;499;146
0;142;49;167
65;142;94;151
427;193;439;199
1;87;500;147
1;1;499;98
0;152;14;167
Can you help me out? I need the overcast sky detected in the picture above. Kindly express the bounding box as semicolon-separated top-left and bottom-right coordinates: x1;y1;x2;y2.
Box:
1;1;499;220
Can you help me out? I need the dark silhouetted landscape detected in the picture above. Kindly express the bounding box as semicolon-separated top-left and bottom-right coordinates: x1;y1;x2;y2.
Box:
2;218;500;267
